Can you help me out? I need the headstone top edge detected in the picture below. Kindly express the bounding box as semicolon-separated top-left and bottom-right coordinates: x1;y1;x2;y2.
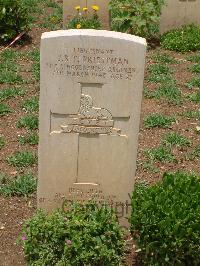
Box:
41;29;147;46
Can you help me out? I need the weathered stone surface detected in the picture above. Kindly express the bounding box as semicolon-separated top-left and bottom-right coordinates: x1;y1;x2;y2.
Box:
38;30;146;226
63;0;110;29
160;0;200;33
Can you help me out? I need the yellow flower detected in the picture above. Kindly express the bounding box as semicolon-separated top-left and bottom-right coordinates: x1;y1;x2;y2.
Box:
92;5;99;11
75;6;81;10
76;23;81;29
83;7;88;12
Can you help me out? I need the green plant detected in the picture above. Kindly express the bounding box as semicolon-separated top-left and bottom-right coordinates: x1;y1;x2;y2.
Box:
6;151;37;167
131;171;200;265
186;75;200;89
17;115;39;130
188;64;200;74
148;63;173;75
146;73;174;84
40;5;62;30
151;53;177;64
110;0;165;38
144;114;175;128
186;54;200;63
0;0;32;42
182;110;200;121
0;87;26;101
67;6;101;29
188;91;200;103
20;202;124;265
161;25;200;52
0;50;23;84
0;136;5;149
0;103;13;115
187;145;200;160
0;173;36;196
144;145;175;163
19;132;39;145
21;96;39;112
162;132;191;148
153;83;182;105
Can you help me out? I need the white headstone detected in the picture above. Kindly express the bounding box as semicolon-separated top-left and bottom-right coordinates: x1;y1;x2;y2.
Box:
38;30;146;226
160;0;200;33
63;0;110;29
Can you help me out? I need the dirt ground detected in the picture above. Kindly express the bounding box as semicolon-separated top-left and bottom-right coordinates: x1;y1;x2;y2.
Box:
0;1;199;265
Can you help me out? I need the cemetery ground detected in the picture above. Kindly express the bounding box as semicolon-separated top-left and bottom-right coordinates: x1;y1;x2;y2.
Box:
0;1;200;265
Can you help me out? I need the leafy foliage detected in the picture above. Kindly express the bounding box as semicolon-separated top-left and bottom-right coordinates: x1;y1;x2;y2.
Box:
110;0;165;38
161;25;200;52
19;132;39;145
0;87;25;100
0;103;13;115
17;115;39;130
182;110;200;121
148;63;173;75
131;171;200;265
21;96;39;112
67;7;101;29
0;173;36;196
6;151;37;167
0;0;33;41
0;136;5;149
20;202;124;265
144;145;175;163
151;53;178;64
145;83;182;105
188;91;200;103
186;75;200;89
162;132;191;148
144;114;175;128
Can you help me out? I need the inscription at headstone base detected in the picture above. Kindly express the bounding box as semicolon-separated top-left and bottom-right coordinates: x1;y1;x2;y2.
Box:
38;30;146;226
160;0;200;33
63;0;110;29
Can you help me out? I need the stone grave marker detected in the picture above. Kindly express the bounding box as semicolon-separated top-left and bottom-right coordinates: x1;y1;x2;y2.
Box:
160;0;200;33
63;0;110;29
38;30;146;226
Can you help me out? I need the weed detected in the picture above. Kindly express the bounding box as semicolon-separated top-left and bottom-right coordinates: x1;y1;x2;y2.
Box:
144;114;175;128
182;110;200;121
0;87;26;101
0;173;36;197
188;91;200;103
154;83;182;105
0;136;5;149
0;50;23;84
151;53;178;64
145;145;175;163
161;25;200;52
186;54;200;63
187;145;200;160
147;73;174;84
141;161;159;173
40;7;62;30
28;49;40;62
148;63;173;75
6;151;37;167
162;132;191;148
188;64;200;74
21;96;39;112
0;103;13;116
17;115;39;130
186;76;200;89
19;132;39;145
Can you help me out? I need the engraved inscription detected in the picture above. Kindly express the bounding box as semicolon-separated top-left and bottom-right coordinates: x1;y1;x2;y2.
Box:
46;47;136;80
